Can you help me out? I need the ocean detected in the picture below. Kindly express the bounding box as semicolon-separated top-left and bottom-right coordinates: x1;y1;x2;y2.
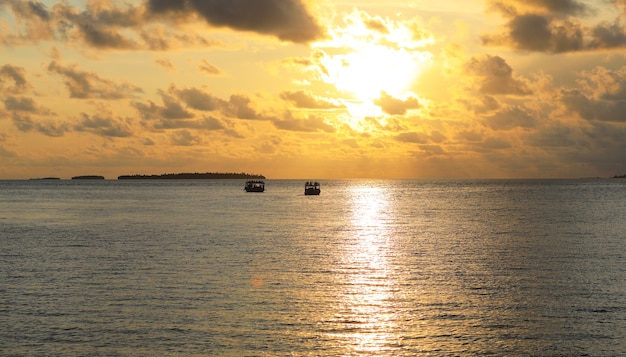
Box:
1;179;625;356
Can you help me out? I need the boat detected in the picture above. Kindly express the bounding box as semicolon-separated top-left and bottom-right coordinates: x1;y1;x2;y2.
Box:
244;180;265;192
304;181;320;195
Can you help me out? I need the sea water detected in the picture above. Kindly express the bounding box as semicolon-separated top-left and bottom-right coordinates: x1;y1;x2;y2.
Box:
1;179;625;356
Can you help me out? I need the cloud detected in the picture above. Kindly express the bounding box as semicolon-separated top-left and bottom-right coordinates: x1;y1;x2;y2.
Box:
199;59;222;75
170;129;202;146
273;115;335;132
146;0;325;43
172;86;225;111
11;112;70;137
560;66;626;123
279;90;343;109
484;106;538;130
155;58;176;71
133;85;272;131
74;112;134;138
2;95;55;118
222;94;265;120
363;16;389;34
488;0;591;17
47;61;143;99
478;137;512;150
134;92;194;122
482;1;626;52
0;64;29;94
456;129;485;143
364;117;408;133
589;20;626;49
152;115;225;130
561;89;626;122
373;92;421;115
464;55;532;96
525;123;579;148
3;96;37;112
395;132;430;144
0;0;221;51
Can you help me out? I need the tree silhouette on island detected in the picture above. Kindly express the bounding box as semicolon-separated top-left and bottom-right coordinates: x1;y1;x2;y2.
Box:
117;172;265;180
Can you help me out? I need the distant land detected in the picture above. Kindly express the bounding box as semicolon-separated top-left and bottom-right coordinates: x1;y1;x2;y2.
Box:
29;177;61;180
117;172;265;180
72;175;105;180
613;174;626;178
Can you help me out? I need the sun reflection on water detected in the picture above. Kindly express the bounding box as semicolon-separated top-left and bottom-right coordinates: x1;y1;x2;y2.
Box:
329;184;403;355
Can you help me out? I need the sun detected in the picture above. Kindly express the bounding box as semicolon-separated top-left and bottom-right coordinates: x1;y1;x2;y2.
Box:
312;10;434;103
323;44;426;101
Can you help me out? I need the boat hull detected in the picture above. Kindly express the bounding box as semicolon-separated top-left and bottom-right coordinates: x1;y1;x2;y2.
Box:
245;187;265;192
244;180;265;192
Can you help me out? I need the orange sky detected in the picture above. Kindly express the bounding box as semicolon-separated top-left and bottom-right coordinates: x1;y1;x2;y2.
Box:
1;0;626;179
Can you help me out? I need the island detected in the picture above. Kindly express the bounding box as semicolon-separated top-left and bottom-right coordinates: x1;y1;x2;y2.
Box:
613;174;626;178
29;177;61;180
117;172;265;180
72;175;105;180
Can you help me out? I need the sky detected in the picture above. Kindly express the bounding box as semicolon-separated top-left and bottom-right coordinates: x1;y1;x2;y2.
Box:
1;0;626;179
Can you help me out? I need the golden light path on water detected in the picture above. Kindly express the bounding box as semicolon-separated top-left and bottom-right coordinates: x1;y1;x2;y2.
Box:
332;184;401;355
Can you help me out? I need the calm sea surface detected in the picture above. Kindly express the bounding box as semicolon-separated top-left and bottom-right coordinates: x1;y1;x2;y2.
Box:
1;179;625;356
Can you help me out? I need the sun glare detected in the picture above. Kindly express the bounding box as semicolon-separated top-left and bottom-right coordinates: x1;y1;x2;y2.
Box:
325;45;424;100
313;10;434;104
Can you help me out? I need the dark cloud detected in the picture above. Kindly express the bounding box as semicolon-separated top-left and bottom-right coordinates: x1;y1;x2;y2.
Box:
482;2;626;52
4;96;37;112
47;61;143;99
373;92;421;115
484;106;537;130
222;94;264;120
132;98;193;124
510;14;554;51
158;92;195;120
133;86;271;129
560;66;626;123
465;55;532;95
146;0;325;43
561;89;626;122
525;124;579;147
488;0;592;17
0;0;219;50
152;115;225;130
77;22;138;49
74;112;134;138
138;28;222;51
170;129;202;146
11;112;69;137
3;95;54;116
196;116;225;130
280;90;343;109
589;20;626;49
172;87;225;111
273;115;335;132
51;2;144;49
0;64;29;94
